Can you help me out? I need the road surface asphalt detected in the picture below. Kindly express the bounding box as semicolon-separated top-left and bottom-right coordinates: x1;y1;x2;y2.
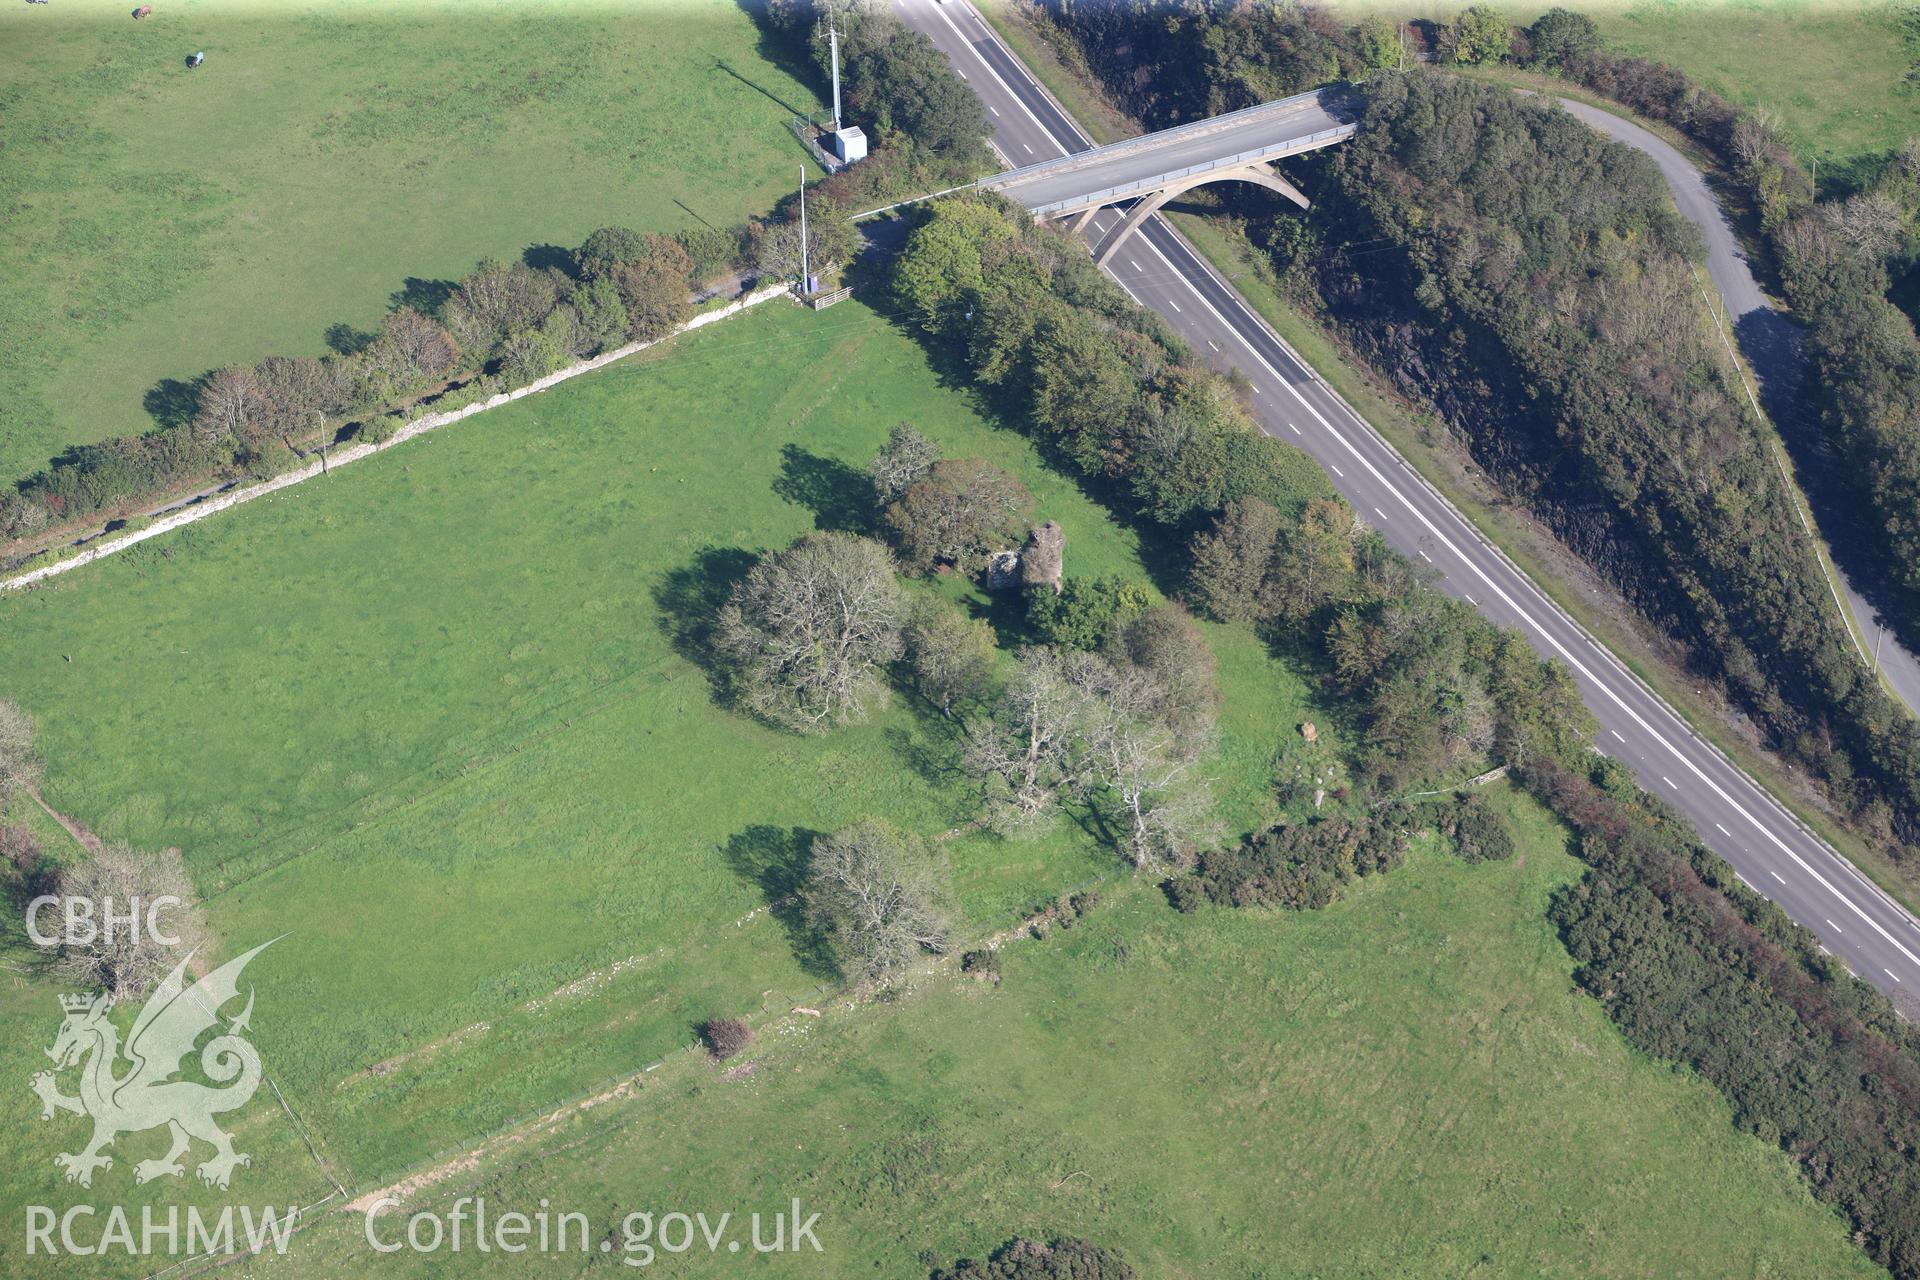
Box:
1554;96;1920;716
892;0;1920;1010
985;90;1351;215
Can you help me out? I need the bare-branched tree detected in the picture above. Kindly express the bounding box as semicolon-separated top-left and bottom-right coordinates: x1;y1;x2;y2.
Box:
716;532;905;731
0;698;42;807
47;843;206;1000
803;819;951;988
960;648;1088;836
868;422;940;507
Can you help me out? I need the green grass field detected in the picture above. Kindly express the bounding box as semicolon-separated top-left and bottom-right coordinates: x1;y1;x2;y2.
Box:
0;298;1318;1234
0;0;826;487
1323;0;1920;182
270;786;1880;1276
1580;0;1919;182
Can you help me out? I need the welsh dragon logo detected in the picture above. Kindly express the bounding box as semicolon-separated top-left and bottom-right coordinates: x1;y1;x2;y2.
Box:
30;940;275;1190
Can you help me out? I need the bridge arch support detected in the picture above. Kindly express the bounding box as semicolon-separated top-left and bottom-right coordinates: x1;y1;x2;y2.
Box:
1072;162;1310;267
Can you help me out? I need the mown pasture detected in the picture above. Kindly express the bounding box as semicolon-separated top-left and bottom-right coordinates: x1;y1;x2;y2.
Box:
0;0;825;485
273;786;1883;1277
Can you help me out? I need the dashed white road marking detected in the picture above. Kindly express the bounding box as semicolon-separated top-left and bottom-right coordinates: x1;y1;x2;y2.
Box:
989;105;1000;116
1663;776;1677;789
1418;550;1432;562
1889;969;1904;983
1287;422;1300;434
930;7;1899;978
1373;506;1387;520
1827;919;1843;933
1206;339;1220;351
1464;594;1477;606
1129;260;1142;271
1714;822;1730;835
1770;871;1786;884
1022;142;1033;154
1329;464;1343;477
1109;121;1920;983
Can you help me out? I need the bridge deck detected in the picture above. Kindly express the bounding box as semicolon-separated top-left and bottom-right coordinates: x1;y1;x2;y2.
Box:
983;88;1356;217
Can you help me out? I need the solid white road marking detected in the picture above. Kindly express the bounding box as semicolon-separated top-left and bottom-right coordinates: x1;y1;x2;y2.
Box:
1126;226;1920;976
1736;873;1754;889
928;0;1059;143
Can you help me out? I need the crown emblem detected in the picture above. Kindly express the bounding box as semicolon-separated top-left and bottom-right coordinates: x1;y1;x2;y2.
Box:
58;992;100;1013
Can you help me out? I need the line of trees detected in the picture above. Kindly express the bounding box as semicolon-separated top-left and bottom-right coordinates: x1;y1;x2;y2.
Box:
1258;71;1920;854
1033;0;1400;127
5;0;996;552
886;189;1920;1279
0;216;813;549
1535;750;1920;1278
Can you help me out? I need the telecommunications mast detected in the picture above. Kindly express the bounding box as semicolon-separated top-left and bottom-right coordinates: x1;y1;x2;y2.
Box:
825;10;867;164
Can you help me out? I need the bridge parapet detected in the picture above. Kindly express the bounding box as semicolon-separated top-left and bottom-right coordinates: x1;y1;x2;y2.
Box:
1019;124;1355;219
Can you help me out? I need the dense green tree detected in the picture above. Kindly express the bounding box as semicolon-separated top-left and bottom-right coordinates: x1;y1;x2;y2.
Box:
1449;5;1512;65
885;457;1033;574
903;595;996;717
569;279;630;355
1526;8;1599;69
1027;576;1151;650
574;225;650;281
611;235;694;342
931;1237;1134;1280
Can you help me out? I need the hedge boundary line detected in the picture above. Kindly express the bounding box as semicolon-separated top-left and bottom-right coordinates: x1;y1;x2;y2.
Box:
0;284;794;594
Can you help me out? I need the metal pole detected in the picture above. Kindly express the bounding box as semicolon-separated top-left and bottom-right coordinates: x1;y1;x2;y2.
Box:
829;13;842;133
799;166;809;292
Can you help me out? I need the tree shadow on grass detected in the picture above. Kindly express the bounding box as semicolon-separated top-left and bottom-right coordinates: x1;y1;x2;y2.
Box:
143;373;209;429
522;243;576;278
389;276;458;317
652;546;758;698
324;322;377;356
773;443;878;534
721;824;838;980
